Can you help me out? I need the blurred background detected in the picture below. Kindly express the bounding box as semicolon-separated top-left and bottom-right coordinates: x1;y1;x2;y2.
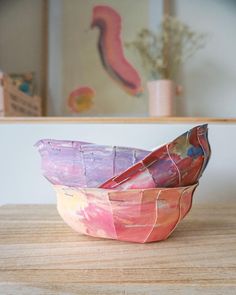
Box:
0;0;235;117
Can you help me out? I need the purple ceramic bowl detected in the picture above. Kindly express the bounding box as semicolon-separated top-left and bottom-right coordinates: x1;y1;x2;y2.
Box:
35;139;149;187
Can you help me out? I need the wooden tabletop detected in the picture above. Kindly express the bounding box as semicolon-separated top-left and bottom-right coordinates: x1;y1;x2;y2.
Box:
0;204;235;295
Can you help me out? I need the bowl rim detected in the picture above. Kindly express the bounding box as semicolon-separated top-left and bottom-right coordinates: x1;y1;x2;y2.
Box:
53;182;199;194
34;138;149;153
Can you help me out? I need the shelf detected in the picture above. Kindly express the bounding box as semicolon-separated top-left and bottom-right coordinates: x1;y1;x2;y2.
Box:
0;116;236;124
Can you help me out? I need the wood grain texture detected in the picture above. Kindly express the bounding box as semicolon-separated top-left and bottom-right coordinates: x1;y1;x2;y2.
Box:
0;116;236;124
0;204;236;294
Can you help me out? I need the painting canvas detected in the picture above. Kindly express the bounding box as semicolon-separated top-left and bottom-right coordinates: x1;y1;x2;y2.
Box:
57;0;155;116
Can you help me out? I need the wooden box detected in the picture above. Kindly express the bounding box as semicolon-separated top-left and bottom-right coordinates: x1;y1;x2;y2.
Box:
0;73;42;116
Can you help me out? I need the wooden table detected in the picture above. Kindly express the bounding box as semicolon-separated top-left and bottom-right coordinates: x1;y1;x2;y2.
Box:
0;204;236;295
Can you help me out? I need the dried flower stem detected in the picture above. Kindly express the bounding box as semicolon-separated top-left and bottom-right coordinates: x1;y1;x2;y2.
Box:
126;16;207;80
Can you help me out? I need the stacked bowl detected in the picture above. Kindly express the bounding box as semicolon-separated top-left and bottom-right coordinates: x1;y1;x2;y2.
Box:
36;124;211;243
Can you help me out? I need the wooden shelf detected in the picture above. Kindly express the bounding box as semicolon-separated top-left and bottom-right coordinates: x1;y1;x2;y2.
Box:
0;116;236;124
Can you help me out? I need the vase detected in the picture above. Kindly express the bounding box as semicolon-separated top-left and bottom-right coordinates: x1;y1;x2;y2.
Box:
147;79;181;117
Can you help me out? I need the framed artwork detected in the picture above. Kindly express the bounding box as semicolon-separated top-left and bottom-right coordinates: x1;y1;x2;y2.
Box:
48;0;164;116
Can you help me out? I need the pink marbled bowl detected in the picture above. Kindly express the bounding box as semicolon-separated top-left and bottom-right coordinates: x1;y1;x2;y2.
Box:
54;183;198;243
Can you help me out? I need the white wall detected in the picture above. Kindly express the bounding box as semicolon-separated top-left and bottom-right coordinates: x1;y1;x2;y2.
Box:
150;0;236;117
0;122;235;204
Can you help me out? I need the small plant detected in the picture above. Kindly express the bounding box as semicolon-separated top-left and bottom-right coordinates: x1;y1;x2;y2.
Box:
126;15;207;80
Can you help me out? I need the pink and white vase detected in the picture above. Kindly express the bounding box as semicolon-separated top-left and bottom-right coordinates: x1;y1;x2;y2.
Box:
147;79;182;117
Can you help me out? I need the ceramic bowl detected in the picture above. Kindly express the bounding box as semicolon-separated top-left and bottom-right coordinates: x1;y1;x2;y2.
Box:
100;124;211;189
36;125;210;190
53;183;198;243
35;139;148;187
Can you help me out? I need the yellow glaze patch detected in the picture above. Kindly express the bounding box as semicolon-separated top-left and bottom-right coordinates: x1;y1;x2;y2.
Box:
54;185;89;211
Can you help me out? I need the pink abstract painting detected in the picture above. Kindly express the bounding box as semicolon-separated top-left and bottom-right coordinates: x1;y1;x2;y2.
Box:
67;86;95;113
91;5;143;96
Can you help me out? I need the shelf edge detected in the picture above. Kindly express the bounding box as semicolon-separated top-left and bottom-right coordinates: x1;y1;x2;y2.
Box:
0;117;236;124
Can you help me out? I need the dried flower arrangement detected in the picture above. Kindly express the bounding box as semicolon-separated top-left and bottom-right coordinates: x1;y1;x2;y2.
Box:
126;15;207;80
